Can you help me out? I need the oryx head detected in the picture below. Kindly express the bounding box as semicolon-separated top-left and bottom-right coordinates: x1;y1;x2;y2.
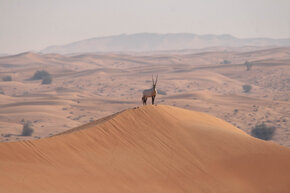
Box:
152;75;158;89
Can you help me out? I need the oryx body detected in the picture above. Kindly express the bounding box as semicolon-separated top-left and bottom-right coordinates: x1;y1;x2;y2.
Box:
142;75;158;105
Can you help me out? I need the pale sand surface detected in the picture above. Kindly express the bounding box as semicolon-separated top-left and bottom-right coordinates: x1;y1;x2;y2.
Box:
0;105;289;193
0;47;289;147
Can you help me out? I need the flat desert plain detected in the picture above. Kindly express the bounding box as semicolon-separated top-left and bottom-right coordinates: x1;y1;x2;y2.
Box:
0;47;289;147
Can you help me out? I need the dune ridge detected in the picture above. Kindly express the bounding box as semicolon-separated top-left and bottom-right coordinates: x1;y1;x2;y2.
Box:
0;105;289;193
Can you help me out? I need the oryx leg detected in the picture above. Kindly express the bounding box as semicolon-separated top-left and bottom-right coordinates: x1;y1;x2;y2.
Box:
152;96;155;105
142;96;147;105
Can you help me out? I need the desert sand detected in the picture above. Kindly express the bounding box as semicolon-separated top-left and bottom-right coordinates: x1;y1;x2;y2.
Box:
0;105;289;193
0;47;289;146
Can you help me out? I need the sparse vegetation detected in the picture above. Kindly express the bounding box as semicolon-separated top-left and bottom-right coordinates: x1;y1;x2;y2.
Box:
0;88;4;95
244;61;253;71
32;70;50;80
2;75;12;81
222;59;231;64
21;121;34;136
22;91;29;96
1;133;12;138
243;84;252;93
42;75;52;84
251;123;276;140
31;70;52;84
157;89;167;95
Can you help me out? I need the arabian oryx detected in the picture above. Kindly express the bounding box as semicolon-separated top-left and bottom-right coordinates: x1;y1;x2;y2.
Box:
142;75;158;105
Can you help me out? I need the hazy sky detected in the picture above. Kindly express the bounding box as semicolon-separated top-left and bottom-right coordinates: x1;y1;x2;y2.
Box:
1;0;289;54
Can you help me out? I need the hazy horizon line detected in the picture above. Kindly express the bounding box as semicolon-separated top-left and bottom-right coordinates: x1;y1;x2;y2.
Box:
2;32;290;55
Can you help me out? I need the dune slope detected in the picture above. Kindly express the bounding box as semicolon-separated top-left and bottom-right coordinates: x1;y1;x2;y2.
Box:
0;105;289;193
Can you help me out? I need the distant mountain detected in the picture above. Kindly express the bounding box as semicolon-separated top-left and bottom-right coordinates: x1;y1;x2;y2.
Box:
41;33;290;54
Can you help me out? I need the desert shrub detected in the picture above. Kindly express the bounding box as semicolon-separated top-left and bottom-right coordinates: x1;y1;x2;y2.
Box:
244;61;252;71
21;121;34;136
31;70;52;84
157;89;167;95
0;88;4;95
243;84;252;93
1;133;12;137
22;91;29;96
2;75;12;81
251;123;276;140
222;60;231;64
31;70;50;80
42;75;52;84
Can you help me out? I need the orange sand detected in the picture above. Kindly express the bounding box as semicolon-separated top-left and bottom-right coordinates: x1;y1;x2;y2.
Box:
0;105;289;193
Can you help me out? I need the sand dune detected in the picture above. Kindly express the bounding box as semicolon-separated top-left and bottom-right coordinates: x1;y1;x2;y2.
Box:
0;105;289;193
0;47;289;146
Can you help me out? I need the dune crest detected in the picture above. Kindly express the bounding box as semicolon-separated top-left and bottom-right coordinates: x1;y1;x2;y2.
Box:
0;105;289;193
